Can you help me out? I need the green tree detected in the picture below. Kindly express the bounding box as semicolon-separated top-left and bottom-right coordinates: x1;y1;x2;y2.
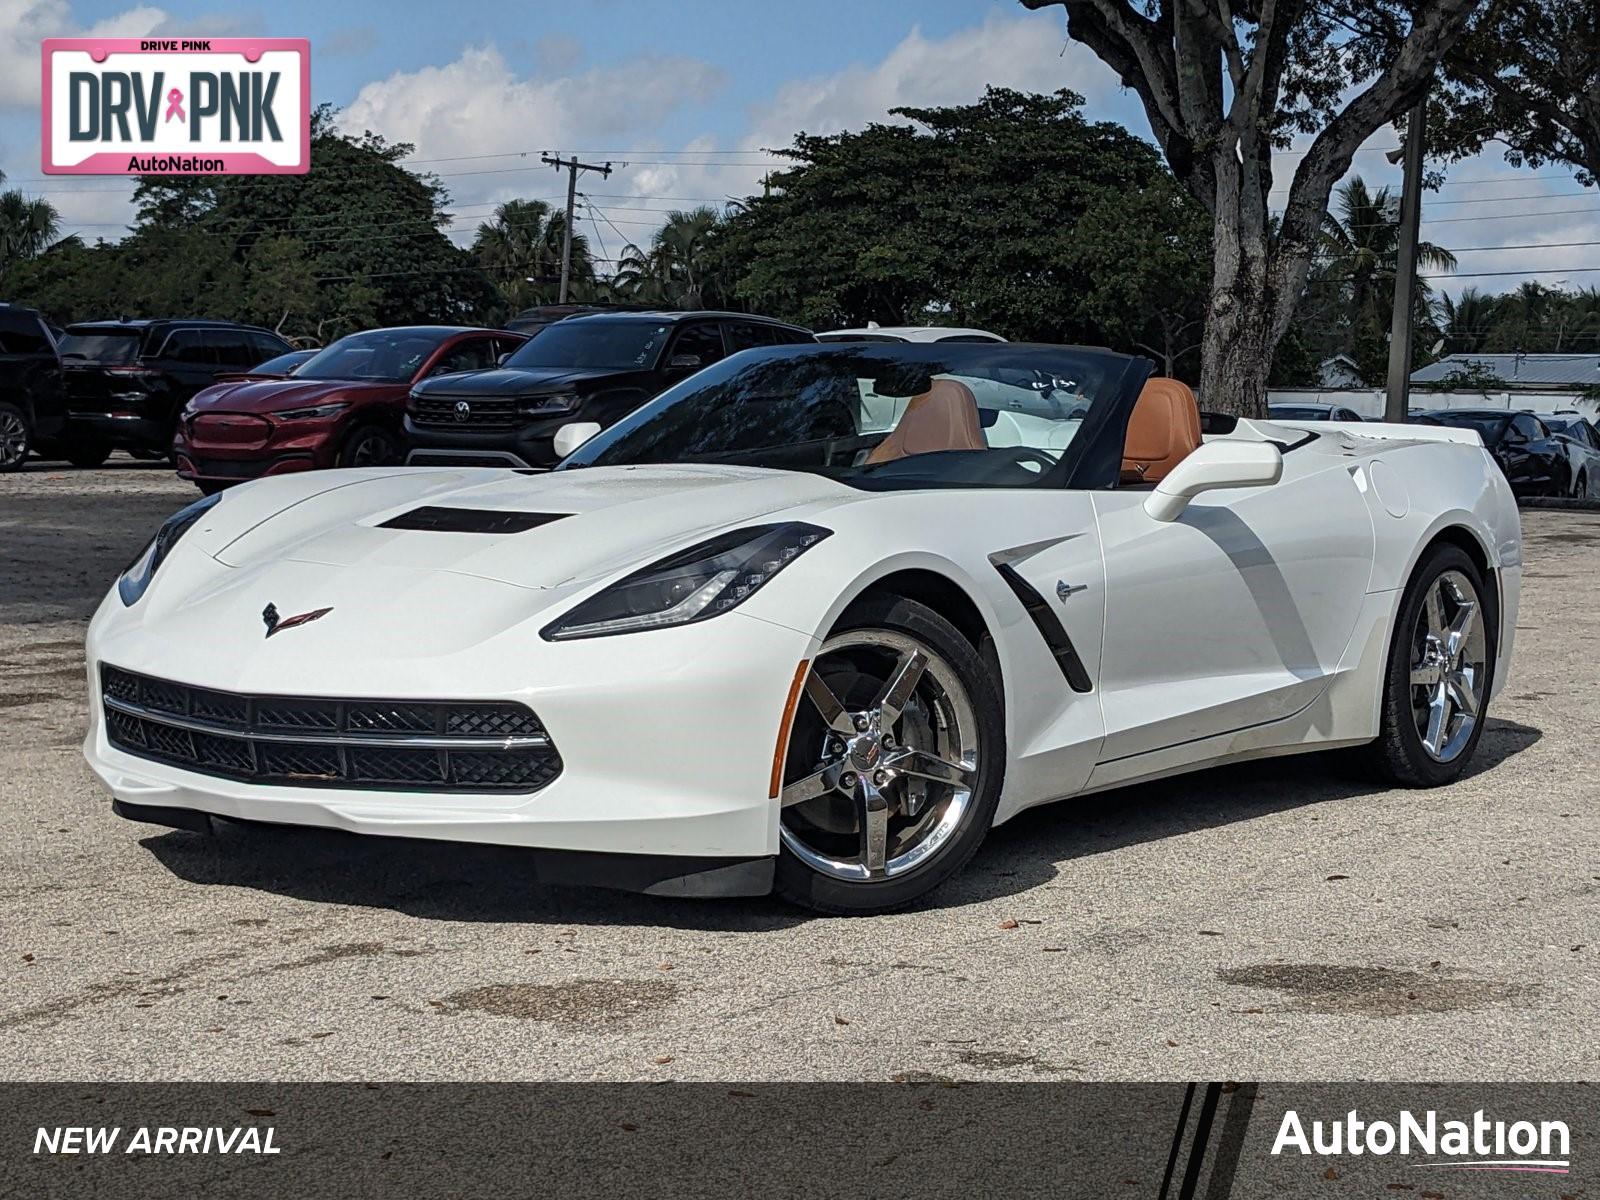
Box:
1434;286;1502;354
9;108;497;340
614;206;728;309
716;88;1212;351
0;170;64;285
1021;0;1482;415
471;198;591;311
1316;177;1456;382
1439;0;1600;184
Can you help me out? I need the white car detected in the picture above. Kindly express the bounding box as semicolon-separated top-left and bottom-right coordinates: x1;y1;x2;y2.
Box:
84;344;1521;914
817;324;1006;344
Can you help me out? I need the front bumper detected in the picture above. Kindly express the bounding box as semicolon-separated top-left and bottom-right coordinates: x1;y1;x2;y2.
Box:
84;571;819;871
174;414;340;483
403;412;574;469
110;799;775;896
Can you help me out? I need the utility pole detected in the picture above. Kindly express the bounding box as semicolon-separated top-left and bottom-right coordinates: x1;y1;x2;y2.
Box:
542;153;613;303
1384;101;1427;423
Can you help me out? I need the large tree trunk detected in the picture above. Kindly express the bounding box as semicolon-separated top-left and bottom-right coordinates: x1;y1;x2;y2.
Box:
1198;281;1272;415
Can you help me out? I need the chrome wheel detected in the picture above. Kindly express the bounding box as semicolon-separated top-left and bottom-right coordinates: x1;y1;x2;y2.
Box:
1409;569;1487;762
0;407;28;468
779;629;980;882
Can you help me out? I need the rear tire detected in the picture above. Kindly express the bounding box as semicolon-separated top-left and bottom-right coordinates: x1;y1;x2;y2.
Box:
773;595;1005;914
0;402;31;472
1356;543;1496;787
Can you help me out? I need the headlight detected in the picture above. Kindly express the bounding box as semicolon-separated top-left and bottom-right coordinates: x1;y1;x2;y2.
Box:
272;402;350;421
541;522;831;640
520;392;579;415
118;493;221;606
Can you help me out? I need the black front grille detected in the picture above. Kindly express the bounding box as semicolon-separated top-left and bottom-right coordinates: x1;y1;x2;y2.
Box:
410;395;523;429
100;665;561;794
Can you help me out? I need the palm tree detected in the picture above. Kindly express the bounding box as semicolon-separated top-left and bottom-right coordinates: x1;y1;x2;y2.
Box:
613;206;726;309
1435;287;1502;355
0;170;63;283
1317;177;1457;379
470;198;592;308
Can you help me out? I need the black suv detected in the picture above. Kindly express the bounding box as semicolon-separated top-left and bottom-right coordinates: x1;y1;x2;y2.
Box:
58;319;293;460
0;303;71;472
406;311;814;468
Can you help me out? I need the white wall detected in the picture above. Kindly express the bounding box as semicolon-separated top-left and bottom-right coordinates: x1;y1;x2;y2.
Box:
1266;388;1600;421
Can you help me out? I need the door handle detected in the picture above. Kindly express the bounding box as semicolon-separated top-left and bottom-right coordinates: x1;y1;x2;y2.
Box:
1055;580;1087;602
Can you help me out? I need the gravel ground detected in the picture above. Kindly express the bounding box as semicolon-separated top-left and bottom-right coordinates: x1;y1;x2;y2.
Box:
0;457;1595;1082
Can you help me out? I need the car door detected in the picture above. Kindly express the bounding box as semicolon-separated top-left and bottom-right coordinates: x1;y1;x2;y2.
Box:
1086;452;1375;765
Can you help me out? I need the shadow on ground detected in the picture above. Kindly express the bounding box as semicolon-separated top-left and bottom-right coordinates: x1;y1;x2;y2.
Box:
140;718;1542;929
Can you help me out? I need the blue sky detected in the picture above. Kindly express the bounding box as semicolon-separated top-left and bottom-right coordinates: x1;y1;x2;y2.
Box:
3;0;1597;299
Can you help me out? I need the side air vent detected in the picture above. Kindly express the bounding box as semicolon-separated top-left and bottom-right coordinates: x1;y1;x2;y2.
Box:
378;506;569;533
990;562;1094;693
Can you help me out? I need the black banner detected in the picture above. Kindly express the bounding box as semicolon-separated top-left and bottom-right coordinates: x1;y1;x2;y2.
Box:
1;1083;1590;1197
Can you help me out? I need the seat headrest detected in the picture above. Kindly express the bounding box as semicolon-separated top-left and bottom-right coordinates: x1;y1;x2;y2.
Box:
1122;378;1202;484
865;378;987;465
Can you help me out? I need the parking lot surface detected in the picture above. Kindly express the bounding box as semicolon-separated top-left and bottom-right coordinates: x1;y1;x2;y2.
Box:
2;459;1596;1081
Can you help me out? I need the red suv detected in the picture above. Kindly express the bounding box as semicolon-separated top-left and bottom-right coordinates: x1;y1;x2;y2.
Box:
174;326;524;493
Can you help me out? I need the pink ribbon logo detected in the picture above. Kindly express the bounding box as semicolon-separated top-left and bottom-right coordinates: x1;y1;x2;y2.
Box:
164;88;185;123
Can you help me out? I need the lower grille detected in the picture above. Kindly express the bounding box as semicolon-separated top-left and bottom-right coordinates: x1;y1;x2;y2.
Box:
100;665;561;794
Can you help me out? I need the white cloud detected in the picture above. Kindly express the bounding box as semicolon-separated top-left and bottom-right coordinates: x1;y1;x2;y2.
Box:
0;0;169;107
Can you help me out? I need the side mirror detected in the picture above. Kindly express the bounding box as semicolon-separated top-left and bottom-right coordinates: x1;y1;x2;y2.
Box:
1143;441;1282;522
552;421;602;459
668;353;703;370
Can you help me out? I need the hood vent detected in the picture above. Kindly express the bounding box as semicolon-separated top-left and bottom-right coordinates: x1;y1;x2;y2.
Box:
378;506;570;534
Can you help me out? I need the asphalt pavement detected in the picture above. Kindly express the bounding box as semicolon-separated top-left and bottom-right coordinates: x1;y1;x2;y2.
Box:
1;457;1595;1081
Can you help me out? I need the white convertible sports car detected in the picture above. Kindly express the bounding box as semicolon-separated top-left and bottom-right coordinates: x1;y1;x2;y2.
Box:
84;343;1521;913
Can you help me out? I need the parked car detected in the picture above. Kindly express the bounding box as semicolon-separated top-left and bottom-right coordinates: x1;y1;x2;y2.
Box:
406;310;815;468
174;326;525;493
0;303;67;471
57;319;294;462
92;344;1521;912
218;348;319;382
817;325;1006;344
1269;402;1366;422
1414;408;1575;498
1540;414;1600;497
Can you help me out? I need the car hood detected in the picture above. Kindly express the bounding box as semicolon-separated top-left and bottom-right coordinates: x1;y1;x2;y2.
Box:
410;366;627;398
188;378;396;413
207;464;856;590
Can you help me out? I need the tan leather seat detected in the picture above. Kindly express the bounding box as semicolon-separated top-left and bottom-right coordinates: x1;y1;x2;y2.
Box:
865;379;987;465
1121;378;1202;484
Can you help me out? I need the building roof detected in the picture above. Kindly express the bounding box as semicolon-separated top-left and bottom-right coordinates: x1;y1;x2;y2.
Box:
1410;353;1600;388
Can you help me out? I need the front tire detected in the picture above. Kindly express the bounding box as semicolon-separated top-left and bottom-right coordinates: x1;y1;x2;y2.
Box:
773;595;1004;914
1358;543;1495;787
1574;469;1588;499
339;424;403;469
0;402;31;472
63;438;112;468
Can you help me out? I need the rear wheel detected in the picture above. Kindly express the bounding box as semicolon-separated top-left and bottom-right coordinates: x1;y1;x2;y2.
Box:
1358;543;1495;786
0;402;31;472
339;424;403;469
774;595;1004;914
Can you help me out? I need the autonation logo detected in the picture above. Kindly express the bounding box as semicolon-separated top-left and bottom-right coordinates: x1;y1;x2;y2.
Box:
1272;1108;1571;1175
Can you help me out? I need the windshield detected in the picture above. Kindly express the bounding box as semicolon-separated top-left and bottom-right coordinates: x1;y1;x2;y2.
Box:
504;319;669;370
294;330;449;383
560;344;1140;490
250;350;310;376
1420;412;1509;445
1269;406;1327;421
59;331;141;364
